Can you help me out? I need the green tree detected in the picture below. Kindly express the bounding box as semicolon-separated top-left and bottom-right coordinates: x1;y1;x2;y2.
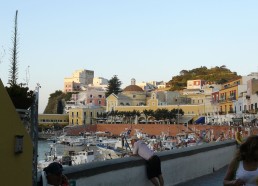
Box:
142;109;154;124
6;85;34;109
5;10;34;109
105;75;122;97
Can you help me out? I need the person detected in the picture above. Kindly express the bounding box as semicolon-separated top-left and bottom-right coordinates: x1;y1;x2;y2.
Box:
235;127;244;145
223;135;258;186
130;135;164;186
39;162;69;186
216;133;225;142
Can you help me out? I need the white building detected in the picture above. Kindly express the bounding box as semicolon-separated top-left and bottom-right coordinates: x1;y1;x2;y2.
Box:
64;69;94;92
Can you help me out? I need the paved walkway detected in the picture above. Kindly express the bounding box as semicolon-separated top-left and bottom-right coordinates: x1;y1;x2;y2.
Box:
175;165;228;186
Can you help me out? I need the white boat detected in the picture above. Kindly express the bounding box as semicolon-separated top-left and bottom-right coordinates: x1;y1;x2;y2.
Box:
37;143;63;170
96;139;125;160
69;150;95;165
37;142;95;170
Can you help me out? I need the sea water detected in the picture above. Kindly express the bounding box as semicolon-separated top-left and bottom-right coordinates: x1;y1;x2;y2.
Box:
37;140;67;161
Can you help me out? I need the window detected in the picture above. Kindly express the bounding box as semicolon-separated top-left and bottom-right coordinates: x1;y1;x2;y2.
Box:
133;95;136;98
98;100;101;105
98;95;102;98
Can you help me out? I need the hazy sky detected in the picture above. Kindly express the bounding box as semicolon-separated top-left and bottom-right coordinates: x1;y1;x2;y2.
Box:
1;1;258;113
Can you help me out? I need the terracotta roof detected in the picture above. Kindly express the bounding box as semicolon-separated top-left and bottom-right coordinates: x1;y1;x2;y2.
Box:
123;85;143;92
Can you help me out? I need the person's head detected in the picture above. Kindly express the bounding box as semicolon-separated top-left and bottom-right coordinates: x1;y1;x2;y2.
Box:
238;135;258;161
43;162;63;186
130;135;139;146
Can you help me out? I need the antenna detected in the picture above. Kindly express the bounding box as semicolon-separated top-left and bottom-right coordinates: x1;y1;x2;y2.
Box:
25;65;30;86
0;46;6;64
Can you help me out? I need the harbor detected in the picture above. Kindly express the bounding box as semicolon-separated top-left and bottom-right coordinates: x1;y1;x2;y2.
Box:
37;123;258;171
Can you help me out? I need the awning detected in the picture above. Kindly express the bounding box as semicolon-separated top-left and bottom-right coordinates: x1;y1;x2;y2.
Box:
195;117;205;124
179;116;193;124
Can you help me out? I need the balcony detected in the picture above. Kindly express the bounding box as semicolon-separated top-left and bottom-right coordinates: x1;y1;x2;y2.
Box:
219;99;226;103
228;96;236;101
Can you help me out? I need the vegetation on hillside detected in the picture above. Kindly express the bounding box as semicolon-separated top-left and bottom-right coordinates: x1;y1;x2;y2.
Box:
44;90;72;114
168;66;240;91
44;66;241;113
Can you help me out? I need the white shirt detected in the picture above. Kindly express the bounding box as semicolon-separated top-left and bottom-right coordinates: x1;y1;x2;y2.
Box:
236;161;258;186
133;140;154;160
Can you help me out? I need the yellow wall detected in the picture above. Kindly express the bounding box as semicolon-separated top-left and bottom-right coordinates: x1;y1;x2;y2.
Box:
38;114;69;126
219;85;238;113
0;79;33;186
107;92;203;117
112;104;203;118
69;107;105;125
106;94;118;111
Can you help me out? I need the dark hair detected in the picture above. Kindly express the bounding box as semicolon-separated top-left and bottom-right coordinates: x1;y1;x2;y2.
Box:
237;135;258;161
43;162;63;175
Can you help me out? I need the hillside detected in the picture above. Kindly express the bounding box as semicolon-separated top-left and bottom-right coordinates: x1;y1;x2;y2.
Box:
167;66;240;90
44;90;72;114
44;66;240;113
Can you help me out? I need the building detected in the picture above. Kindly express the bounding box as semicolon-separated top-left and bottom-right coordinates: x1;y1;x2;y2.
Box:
0;79;33;185
64;87;106;113
92;77;108;89
64;69;94;92
106;78;147;112
106;78;204;123
187;79;206;89
38;114;69;128
69;106;105;125
219;75;258;114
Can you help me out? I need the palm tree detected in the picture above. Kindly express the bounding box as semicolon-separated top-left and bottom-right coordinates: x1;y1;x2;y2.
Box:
132;109;141;124
142;109;154;124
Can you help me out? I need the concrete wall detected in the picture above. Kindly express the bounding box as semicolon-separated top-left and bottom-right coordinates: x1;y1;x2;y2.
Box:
39;140;236;186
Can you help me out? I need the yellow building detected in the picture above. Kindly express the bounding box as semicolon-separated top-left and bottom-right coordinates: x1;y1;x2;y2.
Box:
0;80;33;186
219;78;241;114
38;114;69;126
107;90;204;122
69;106;105;125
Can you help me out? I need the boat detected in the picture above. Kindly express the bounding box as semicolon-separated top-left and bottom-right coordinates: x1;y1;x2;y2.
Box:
37;142;95;170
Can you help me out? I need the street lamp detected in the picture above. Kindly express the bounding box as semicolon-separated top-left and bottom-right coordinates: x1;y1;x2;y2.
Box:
177;103;180;125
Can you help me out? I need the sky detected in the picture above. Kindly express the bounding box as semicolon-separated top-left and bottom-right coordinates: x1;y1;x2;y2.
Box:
1;1;258;113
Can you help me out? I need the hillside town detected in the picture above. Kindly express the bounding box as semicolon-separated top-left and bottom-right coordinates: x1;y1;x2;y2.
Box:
39;68;258;136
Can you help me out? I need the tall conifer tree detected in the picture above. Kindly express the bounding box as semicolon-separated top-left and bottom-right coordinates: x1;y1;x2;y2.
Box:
9;10;19;86
105;75;122;97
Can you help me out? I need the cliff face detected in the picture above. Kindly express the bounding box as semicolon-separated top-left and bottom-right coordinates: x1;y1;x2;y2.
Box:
44;90;72;114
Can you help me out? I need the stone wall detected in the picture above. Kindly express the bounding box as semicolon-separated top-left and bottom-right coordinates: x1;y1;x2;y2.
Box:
38;140;236;186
